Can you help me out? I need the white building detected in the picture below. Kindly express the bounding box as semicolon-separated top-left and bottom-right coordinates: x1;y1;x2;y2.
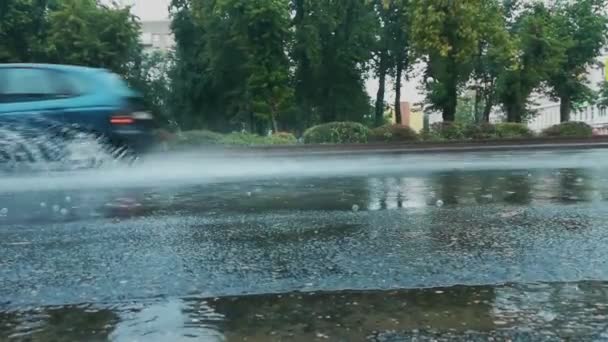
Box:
102;0;174;50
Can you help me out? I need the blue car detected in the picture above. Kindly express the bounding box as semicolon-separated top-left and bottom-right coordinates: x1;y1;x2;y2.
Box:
0;64;157;155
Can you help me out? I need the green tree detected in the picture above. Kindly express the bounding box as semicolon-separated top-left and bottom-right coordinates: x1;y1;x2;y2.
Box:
387;0;410;125
292;0;376;125
496;3;566;122
371;0;394;127
171;0;294;133
546;0;608;122
411;0;487;122
0;0;55;62
470;0;514;123
169;0;217;129
44;0;141;75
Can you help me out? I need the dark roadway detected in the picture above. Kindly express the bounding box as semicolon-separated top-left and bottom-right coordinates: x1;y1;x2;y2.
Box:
3;149;608;340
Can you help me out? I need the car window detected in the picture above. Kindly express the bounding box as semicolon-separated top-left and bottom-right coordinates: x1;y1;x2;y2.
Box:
0;68;78;103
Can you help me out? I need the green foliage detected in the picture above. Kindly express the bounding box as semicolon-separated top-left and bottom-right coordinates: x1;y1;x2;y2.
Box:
411;0;507;122
495;123;534;139
430;122;465;140
455;96;476;125
44;0;140;74
269;132;298;145
125;50;172;124
169;130;297;149
0;0;45;62
4;0;608;136
542;122;593;138
369;124;419;142
597;81;608;110
173;130;224;147
303;122;370;144
291;0;376;125
463;123;498;140
546;0;608;122
0;0;141;74
496;3;567;122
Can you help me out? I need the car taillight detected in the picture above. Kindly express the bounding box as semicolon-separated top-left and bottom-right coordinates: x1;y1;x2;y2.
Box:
110;116;135;125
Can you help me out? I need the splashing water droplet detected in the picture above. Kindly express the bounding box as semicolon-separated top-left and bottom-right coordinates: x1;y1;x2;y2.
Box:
435;200;444;207
352;204;360;212
60;208;69;216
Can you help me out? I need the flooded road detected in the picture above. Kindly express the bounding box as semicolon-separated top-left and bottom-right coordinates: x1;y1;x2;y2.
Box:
2;149;608;340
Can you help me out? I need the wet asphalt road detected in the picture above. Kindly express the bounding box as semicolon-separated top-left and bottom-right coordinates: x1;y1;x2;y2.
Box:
3;149;608;340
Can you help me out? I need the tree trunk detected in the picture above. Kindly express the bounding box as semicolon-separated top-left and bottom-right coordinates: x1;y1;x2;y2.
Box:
560;96;571;122
394;60;403;125
443;76;457;122
474;87;481;123
271;114;279;133
506;103;522;123
482;89;494;123
375;50;387;127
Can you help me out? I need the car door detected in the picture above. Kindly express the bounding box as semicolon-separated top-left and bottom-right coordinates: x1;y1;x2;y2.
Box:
0;67;78;127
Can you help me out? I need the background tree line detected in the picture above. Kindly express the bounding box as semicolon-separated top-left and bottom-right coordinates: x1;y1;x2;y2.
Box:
2;0;608;134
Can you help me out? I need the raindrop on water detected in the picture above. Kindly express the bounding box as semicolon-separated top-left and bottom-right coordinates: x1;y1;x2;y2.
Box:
435;200;444;207
352;204;360;212
60;208;69;216
0;208;7;216
52;205;60;212
65;196;72;203
40;202;47;208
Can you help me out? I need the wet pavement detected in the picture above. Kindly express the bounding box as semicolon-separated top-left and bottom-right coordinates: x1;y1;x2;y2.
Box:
2;149;608;340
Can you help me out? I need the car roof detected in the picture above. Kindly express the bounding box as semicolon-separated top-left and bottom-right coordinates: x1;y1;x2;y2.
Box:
0;63;106;74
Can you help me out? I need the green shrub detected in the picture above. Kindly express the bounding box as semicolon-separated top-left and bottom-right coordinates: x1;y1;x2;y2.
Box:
463;123;498;140
420;130;443;142
173;130;224;146
219;132;268;146
495;123;534;139
267;132;298;145
303;122;369;144
430;122;465;140
542;121;593;138
369;124;420;142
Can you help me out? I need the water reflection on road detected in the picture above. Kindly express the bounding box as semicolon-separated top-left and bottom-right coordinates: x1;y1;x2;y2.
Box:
3;150;608;340
0;167;603;224
3;282;608;341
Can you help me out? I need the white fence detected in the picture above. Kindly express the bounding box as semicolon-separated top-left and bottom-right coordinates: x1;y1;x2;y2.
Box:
427;103;608;132
528;103;608;132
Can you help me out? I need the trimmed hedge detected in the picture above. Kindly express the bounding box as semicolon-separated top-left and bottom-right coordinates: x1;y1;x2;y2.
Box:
430;122;465;140
174;130;224;146
303;122;369;144
369;124;419;142
267;132;298;145
495;123;534;139
169;130;297;148
542;121;593;138
463;123;498;140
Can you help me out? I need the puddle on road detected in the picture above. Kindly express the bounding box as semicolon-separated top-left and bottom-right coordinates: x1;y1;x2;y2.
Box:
0;167;605;225
2;282;608;341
